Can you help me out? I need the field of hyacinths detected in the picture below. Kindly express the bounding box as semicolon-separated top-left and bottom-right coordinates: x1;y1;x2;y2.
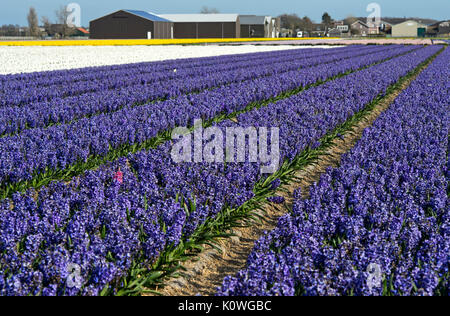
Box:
218;47;450;296
0;43;448;296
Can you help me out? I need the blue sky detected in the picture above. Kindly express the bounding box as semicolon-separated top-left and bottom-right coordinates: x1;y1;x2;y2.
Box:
1;0;449;26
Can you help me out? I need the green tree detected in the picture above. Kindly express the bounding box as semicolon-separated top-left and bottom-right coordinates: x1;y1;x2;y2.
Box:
322;12;333;31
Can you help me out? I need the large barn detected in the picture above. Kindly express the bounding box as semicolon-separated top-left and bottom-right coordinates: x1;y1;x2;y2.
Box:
90;10;248;39
90;10;173;39
391;20;427;37
159;14;241;39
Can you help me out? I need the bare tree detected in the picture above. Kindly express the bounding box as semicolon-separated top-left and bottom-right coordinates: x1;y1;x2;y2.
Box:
0;24;21;36
55;5;74;38
344;15;359;36
344;15;358;26
350;27;361;36
279;14;301;31
41;16;51;35
27;7;40;37
200;6;220;14
300;16;314;33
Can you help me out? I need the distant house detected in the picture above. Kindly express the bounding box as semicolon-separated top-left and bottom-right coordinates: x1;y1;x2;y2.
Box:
437;20;450;36
356;17;438;27
279;28;293;38
368;26;380;35
327;24;349;37
332;20;345;27
428;20;450;37
72;27;89;37
336;25;349;32
46;24;64;37
327;28;342;37
41;24;89;38
349;20;397;36
239;15;279;38
310;23;327;37
382;17;439;25
392;20;427;37
351;20;370;36
379;21;392;35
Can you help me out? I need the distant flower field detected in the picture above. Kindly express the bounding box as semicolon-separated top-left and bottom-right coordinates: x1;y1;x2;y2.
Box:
0;37;325;46
0;43;447;296
0;45;304;74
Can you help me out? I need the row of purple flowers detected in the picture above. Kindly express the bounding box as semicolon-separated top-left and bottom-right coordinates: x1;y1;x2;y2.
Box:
217;46;449;296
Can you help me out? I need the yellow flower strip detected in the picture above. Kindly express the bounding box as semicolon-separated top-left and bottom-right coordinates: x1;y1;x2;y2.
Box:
0;37;340;46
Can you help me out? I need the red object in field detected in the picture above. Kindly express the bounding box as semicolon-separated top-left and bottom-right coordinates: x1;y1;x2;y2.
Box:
114;169;123;184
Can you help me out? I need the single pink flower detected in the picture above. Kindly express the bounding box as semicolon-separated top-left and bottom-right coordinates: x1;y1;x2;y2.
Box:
113;169;123;184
